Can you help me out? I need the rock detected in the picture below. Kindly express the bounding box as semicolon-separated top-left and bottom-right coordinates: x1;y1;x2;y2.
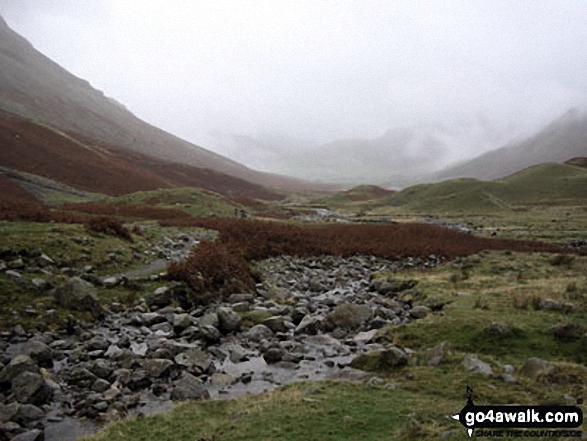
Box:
538;298;563;311
350;347;407;370
0;356;37;388
151;322;172;334
65;367;97;389
0;403;19;424
5;270;22;281
130;342;148;357
54;277;103;317
12;429;44;441
263;347;284;364
92;379;111;393
18;341;52;368
175;349;212;373
199;313;220;329
30;279;49;292
12;372;51;405
199;325;221;344
294;315;324;335
262;316;288;333
85;336;110;351
209;373;237;387
227;293;254;304
231;302;250;312
173;313;192;331
147;286;173;308
410;305;431;319
353;329;378;345
102;277;118;288
171;373;210;401
325;304;372;330
7;259;24;270
126;370;151;391
14;405;44;426
486;322;514;337
462;354;492;376
216;307;241;334
245;324;274;342
378;347;408;368
88;359;113;379
421;341;448;367
140;313;167;327
518;358;555;379
142;359;175;378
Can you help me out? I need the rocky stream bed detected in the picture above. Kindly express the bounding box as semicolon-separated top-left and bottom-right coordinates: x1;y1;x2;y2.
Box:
0;229;445;441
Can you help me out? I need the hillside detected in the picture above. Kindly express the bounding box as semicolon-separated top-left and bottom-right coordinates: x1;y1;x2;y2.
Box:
0;16;327;192
0;110;282;201
565;157;587;168
434;109;587;181
379;162;587;213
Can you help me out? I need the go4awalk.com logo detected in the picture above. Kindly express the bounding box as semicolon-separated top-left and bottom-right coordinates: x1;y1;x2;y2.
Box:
452;387;584;438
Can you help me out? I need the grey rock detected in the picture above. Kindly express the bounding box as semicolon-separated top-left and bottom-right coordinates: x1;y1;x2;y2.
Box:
486;322;514;337
262;316;288;333
65;367;97;388
54;277;103;317
227;293;254;304
0;355;37;387
7;259;24;270
11;372;51;405
147;286;173;308
199;325;221;343
245;324;274;342
538;298;563;311
88;359;113;379
199;313;220;329
142;359;174;378
410;305;431;319
209;373;237;387
140;313;167;327
216;307;241;333
12;429;44;441
175;349;212;373
18;341;52;368
421;341;448;367
263;347;284;364
379;347;408;368
173;313;192;330
38;253;54;267
462;354;493;376
151;322;173;334
5;270;22;281
0;403;19;424
231;302;250;312
14;405;44;425
353;329;378;345
85;336;110;351
295;315;324;335
130;342;148;357
92;378;111;393
102;277;118;288
325;303;372;330
30;279;49;292
171;373;210;401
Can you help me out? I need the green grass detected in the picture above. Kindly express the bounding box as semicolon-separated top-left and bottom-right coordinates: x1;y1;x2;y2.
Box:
357;163;587;216
113;187;243;218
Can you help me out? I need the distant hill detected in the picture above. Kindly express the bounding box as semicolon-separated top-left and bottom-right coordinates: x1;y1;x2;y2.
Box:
0;110;282;201
381;162;587;213
320;185;395;205
0;16;328;192
434;109;587;181
565;157;587;168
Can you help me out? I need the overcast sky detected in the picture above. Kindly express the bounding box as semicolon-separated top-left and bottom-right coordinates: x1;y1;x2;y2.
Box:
1;0;587;174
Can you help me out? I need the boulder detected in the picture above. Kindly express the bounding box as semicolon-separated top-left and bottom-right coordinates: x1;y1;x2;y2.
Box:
462;354;492;376
518;358;555;379
216;307;241;333
18;341;52;368
54;277;103;317
410;305;431;319
262;316;288;333
171;373;210;401
175;349;212;373
12;430;44;441
142;359;175;378
245;324;274;342
11;372;51;406
325;304;372;330
0;356;37;389
147;286;174;308
294;315;324;335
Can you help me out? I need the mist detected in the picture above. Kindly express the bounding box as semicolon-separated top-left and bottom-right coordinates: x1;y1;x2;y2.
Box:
1;0;587;184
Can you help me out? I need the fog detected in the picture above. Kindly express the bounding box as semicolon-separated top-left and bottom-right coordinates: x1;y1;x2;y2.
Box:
2;1;587;183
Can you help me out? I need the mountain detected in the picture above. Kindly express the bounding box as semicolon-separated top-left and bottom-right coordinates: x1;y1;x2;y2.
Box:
434;109;587;181
0;109;282;201
0;16;327;193
380;162;587;213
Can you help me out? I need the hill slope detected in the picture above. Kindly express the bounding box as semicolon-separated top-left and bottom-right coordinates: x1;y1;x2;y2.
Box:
381;162;587;213
434;110;587;181
0;16;326;192
0;110;282;200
